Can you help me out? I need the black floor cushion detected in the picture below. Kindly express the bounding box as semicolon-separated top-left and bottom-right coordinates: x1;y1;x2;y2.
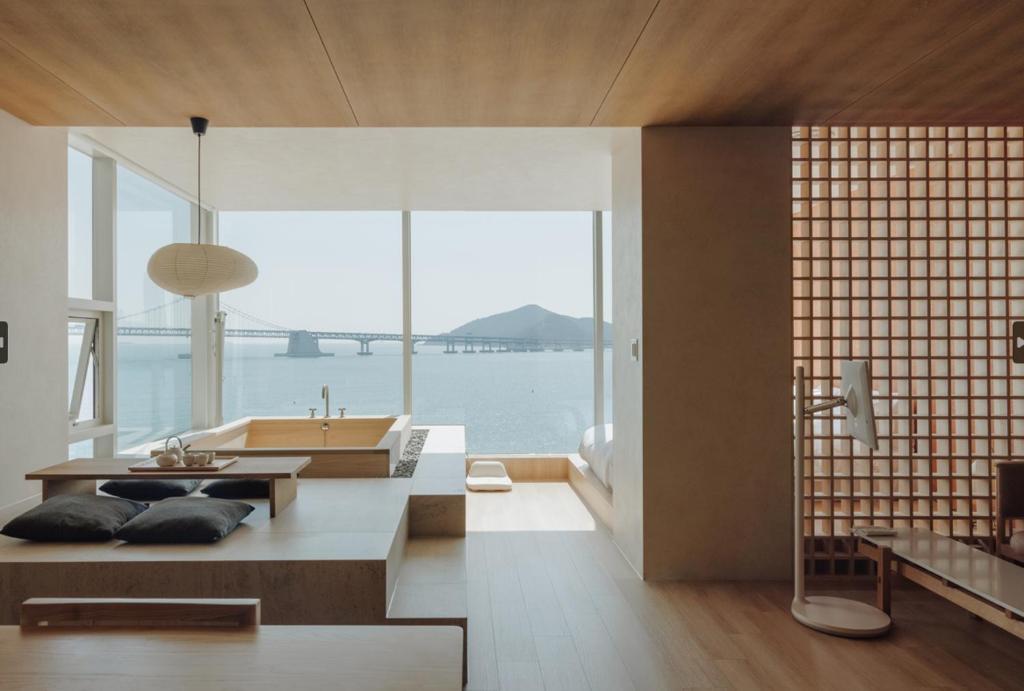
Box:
1;494;147;542
100;479;201;502
115;497;254;544
201;479;270;499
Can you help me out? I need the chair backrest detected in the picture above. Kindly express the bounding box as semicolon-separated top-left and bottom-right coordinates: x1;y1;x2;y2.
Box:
20;598;260;628
997;462;1024;518
996;462;1024;555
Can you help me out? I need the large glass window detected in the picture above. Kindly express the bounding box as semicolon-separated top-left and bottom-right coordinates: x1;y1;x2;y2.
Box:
68;439;94;459
116;167;192;450
68;148;92;299
220;212;403;420
412;212;594;453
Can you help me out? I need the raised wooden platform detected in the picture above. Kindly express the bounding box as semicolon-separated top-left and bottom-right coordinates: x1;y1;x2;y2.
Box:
0;479;411;624
0;426;469;630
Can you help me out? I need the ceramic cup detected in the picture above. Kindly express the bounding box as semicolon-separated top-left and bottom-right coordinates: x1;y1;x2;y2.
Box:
182;453;198;467
200;452;214;466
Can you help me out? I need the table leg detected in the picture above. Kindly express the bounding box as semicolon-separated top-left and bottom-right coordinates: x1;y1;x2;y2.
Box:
41;479;97;501
269;477;297;518
876;546;892;615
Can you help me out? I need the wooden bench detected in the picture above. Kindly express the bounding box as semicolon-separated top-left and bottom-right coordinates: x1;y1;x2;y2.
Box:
20;598;261;628
856;527;1024;639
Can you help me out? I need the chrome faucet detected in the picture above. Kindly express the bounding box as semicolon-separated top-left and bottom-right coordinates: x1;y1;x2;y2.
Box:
321;384;330;418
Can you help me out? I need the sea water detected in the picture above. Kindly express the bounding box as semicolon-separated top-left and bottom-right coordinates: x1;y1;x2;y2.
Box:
112;339;612;453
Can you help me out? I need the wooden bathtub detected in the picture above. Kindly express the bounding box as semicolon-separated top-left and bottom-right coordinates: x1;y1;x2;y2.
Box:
192;416;412;478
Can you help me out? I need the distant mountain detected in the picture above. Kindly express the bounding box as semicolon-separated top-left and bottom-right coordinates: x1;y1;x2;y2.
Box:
447;305;611;343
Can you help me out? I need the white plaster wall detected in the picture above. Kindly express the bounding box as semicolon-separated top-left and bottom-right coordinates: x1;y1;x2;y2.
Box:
0;110;67;508
611;130;644;575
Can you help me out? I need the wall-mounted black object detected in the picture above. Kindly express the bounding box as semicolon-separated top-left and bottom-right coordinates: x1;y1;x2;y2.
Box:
1014;321;1024;364
0;321;7;364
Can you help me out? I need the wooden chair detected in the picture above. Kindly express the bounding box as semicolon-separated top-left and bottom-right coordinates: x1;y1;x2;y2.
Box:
996;461;1024;564
20;598;260;628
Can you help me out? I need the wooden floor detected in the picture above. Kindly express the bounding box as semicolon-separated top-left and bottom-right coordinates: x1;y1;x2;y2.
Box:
465;483;1024;690
467;482;597;533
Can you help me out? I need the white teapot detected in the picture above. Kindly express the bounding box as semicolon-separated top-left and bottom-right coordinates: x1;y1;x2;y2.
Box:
155;453;179;467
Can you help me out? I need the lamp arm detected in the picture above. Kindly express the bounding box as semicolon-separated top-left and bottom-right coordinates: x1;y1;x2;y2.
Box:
803;396;846;415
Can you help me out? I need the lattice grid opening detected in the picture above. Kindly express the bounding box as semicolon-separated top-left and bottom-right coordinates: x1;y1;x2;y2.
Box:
793;125;1024;578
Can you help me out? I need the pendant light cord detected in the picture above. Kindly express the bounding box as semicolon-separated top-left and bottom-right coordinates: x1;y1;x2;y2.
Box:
197;130;202;245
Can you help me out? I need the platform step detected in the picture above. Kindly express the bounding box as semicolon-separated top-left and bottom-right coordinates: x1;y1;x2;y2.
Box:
408;426;466;537
387;537;467;622
387;536;467;684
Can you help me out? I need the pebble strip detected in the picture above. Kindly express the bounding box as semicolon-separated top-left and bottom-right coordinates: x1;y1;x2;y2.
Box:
392;429;429;478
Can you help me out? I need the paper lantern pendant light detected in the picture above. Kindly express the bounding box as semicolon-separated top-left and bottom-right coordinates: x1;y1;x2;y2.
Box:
146;117;257;298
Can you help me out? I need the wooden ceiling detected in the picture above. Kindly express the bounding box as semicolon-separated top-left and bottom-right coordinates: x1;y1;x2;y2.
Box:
0;0;1020;127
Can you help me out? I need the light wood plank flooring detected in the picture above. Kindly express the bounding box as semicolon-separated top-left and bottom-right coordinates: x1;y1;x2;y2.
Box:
466;483;1024;690
467;482;598;533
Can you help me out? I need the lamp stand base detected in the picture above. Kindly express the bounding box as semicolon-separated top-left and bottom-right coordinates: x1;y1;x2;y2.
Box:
791;596;891;638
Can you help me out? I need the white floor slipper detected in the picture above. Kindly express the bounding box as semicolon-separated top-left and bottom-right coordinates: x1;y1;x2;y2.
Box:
466;460;512;492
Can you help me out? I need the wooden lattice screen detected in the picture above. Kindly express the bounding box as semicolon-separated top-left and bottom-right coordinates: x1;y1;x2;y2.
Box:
792;125;1024;577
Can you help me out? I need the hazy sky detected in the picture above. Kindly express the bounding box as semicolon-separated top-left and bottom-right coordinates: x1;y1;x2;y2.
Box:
90;157;614;334
218;211;610;334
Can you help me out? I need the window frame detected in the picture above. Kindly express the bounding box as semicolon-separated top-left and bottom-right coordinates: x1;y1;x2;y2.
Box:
67;312;98;426
67;143;117;450
70;133;214;454
69;138;614;453
208;208;610;453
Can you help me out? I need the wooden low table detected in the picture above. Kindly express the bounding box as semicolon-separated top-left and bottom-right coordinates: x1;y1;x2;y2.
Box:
26;457;311;518
856;527;1024;639
0;624;462;690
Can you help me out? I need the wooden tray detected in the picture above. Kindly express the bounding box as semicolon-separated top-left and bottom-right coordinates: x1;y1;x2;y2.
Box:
129;457;238;472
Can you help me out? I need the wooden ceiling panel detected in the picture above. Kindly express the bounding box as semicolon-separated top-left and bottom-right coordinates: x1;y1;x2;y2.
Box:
594;0;1000;126
305;0;658;126
0;0;355;126
833;2;1024;123
0;37;119;125
0;0;1020;127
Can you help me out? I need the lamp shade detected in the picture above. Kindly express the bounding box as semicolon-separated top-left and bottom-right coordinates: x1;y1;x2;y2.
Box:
147;242;258;298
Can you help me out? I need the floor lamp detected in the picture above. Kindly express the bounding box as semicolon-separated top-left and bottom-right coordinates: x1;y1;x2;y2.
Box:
792;360;892;638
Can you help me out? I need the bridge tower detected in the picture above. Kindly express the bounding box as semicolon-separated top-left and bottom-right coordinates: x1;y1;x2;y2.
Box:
275;330;333;358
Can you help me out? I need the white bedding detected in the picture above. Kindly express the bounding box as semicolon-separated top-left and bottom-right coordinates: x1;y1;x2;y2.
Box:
578;424;613;489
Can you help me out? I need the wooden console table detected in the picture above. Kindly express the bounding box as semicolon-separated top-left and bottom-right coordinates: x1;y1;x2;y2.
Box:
856;527;1024;640
26;457;311;517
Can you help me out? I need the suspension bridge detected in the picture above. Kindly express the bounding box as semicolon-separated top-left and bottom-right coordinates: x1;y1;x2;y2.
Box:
109;299;607;356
